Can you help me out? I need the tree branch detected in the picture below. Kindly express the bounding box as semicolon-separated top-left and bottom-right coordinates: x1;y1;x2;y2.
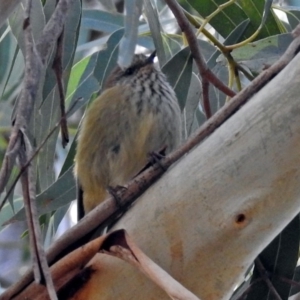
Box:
164;0;236;98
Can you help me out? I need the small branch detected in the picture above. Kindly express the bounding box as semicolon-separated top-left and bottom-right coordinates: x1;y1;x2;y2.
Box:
52;29;69;148
18;132;57;300
0;0;42;197
235;278;263;300
164;0;236;98
201;79;211;118
254;258;282;300
277;276;300;289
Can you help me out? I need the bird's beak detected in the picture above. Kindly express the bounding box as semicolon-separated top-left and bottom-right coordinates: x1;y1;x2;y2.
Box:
147;50;157;64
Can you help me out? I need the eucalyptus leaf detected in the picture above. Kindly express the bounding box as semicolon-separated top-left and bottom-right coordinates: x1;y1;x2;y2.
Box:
35;0;81;192
118;0;143;68
238;0;283;39
94;28;124;90
0;26;11;85
207;19;250;69
67;52;100;114
231;33;293;75
82;9;124;33
0;197;23;229
286;9;300;30
9;1;45;56
36;89;60;191
187;0;254;39
11;167;76;222
162;46;193;111
184;72;202;138
162;34;182;59
0;0;21;29
144;0;166;65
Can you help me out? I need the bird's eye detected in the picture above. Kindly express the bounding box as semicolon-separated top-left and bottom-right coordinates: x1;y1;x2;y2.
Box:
124;67;134;76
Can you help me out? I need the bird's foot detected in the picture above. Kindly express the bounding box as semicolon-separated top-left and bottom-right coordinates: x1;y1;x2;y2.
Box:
148;146;167;171
107;185;127;208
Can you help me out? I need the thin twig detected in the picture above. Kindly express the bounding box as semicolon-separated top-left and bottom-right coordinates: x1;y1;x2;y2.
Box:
235;278;263;300
201;79;211;118
277;275;300;289
52;28;69;148
19;131;57;300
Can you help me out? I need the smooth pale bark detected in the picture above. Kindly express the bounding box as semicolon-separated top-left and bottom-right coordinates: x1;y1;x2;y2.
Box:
73;53;300;300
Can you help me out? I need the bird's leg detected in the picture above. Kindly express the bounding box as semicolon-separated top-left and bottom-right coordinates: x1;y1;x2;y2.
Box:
134;145;168;177
148;152;166;171
148;145;167;171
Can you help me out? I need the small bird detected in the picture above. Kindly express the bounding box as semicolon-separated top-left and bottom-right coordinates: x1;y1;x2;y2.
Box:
74;52;181;220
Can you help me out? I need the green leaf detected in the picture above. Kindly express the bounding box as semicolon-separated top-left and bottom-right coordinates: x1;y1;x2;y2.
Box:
0;0;21;29
162;47;193;111
0;196;23;229
42;0;81;101
59;133;78;177
66;52;100;114
207;19;250;69
34;0;81;192
184;72;202;138
187;0;254;38
118;0;143;68
11;167;76;222
9;1;45;55
238;0;283;39
195;106;206;127
144;0;166;65
0;32;24;104
286;9;300;30
36;89;60;190
81;9;124;33
231;33;293;75
43;0;56;22
211;63;227;113
162;34;182;60
0;26;11;85
187;0;282;40
94;28;124;90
